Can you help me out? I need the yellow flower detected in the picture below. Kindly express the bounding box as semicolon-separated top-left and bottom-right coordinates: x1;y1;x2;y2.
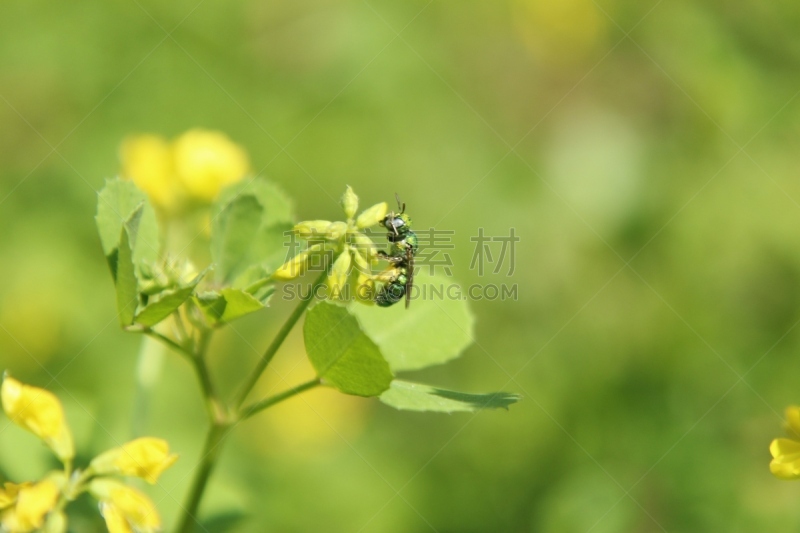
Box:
274;188;388;304
90;479;161;533
90;437;178;484
770;406;800;480
272;243;325;281
1;479;60;532
1;375;74;462
293;220;335;240
355;202;387;230
327;250;351;300
0;483;29;510
341;185;359;220
120;135;180;210
101;503;133;533
173;129;249;203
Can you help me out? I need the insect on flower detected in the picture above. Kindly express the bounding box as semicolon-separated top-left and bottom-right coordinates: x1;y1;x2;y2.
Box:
376;194;419;309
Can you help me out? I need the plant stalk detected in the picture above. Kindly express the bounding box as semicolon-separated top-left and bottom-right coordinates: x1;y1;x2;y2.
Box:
240;378;321;420
174;421;229;533
233;269;327;407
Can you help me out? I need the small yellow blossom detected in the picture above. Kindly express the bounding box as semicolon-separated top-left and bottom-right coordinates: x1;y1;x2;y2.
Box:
770;406;800;480
0;483;29;510
91;437;178;484
173;129;249;203
120;135;179;210
42;510;67;533
272;243;325;281
90;479;161;533
274;188;389;305
328;251;351;300
1;479;60;532
341;185;359;220
294;220;334;240
101;503;133;533
351;232;378;261
1;376;74;461
355;202;388;230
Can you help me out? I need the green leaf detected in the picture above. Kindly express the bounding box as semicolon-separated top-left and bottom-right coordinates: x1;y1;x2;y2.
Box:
134;271;206;327
96;178;159;265
211;195;263;282
380;380;520;413
304;302;393;397
115;210;142;326
213;179;296;282
217;179;294;226
350;273;475;372
195;288;266;325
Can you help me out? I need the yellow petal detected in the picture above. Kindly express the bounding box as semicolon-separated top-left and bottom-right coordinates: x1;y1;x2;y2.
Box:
120;135;180;210
341;186;359;219
1;376;74;461
355;273;376;305
327;252;351;300
272;244;325;281
90;480;161;533
2;479;60;532
785;406;800;438
173;129;249;203
91;437;179;484
294;220;333;240
100;503;134;533
326;221;348;241
42;510;67;533
351;232;378;261
356;202;388;229
770;438;800;459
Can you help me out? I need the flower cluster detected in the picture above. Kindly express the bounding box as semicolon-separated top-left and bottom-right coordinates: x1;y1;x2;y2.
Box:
120;129;250;211
770;406;800;480
0;375;177;532
273;186;388;303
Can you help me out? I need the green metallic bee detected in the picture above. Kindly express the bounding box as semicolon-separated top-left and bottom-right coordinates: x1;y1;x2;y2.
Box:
376;195;418;308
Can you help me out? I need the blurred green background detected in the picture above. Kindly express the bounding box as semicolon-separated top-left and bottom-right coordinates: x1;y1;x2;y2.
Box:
3;0;800;531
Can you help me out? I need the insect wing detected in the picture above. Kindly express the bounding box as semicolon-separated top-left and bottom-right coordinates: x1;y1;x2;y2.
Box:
405;245;414;309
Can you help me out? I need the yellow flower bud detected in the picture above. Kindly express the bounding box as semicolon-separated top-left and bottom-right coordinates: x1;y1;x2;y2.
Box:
327;252;351;300
326;221;348;240
0;483;29;510
770;437;800;479
350;247;370;274
341;186;359;220
1;376;74;462
351;232;378;261
90;437;178;484
101;503;133;533
173;129;249;203
272;244;324;281
785;405;800;438
1;479;60;532
294;220;333;240
356;202;388;229
355;272;376;305
42;510;67;533
120;135;180;210
90;480;161;533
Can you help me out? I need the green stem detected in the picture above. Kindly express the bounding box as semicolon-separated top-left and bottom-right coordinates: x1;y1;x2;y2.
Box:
193;355;224;423
145;329;222;422
240;378;321;420
144;330;193;360
233;270;327;407
131;335;165;437
174;422;229;533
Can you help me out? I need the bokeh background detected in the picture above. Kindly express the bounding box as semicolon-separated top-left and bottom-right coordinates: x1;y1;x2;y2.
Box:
3;0;800;531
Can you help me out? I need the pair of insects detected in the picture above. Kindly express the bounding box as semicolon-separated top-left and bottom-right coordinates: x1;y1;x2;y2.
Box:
375;195;418;308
